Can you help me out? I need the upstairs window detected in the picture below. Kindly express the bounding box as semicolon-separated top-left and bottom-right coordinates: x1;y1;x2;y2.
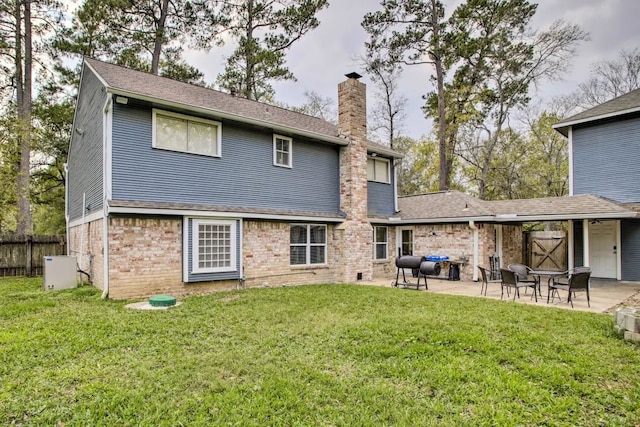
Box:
367;157;390;183
153;109;221;157
274;134;292;167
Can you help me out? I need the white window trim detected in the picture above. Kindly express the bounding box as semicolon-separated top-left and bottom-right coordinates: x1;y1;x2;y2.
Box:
373;226;388;260
273;134;293;168
191;218;237;274
290;224;327;266
152;108;222;157
368;157;391;184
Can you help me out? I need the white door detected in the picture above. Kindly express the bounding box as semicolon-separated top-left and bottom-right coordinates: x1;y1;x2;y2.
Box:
588;221;617;278
397;227;414;257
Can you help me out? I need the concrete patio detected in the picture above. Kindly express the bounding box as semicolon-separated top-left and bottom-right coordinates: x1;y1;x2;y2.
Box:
362;276;640;314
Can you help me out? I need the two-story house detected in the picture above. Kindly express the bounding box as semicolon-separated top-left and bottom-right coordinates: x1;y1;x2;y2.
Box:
67;59;401;299
554;88;640;281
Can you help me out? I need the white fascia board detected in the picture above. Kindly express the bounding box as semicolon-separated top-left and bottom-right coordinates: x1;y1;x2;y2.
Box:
370;216;495;225
367;146;403;159
68;210;105;228
553;106;640;130
370;212;637;224
104;88;348;147
493;212;638;222
108;206;345;223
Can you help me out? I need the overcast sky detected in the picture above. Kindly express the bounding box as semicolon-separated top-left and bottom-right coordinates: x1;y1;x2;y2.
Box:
185;0;640;140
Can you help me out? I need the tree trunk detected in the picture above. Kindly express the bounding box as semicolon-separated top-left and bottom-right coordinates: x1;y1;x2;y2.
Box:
151;0;170;75
15;0;32;234
430;0;448;191
244;0;255;99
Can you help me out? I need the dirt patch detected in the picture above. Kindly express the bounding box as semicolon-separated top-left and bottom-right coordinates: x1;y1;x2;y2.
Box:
219;294;241;303
605;290;640;313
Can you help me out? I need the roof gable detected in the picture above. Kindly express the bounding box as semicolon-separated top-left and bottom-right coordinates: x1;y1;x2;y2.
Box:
83;58;402;158
553;87;640;136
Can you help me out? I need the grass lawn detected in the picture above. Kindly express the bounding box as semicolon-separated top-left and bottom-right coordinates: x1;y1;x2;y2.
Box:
1;278;639;426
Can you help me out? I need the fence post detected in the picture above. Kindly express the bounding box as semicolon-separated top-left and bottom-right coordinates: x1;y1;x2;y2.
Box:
26;235;33;277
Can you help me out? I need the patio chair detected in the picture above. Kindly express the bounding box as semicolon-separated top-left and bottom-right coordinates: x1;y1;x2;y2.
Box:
551;266;591;286
500;268;538;302
478;266;502;296
508;263;541;296
489;255;501;280
548;268;591;308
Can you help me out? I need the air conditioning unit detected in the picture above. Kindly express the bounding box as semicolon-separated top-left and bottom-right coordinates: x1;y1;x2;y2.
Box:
43;256;78;291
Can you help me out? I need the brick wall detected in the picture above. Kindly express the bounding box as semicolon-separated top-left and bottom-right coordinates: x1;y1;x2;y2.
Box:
242;220;338;287
370;223;523;281
372;225;397;280
501;224;523;266
68;218;104;289
98;216;346;299
107;216;187;299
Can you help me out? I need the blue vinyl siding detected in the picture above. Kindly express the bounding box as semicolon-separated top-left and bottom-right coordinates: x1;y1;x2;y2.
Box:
111;104;340;214
621;220;640;281
187;218;241;282
67;68;105;221
573;116;640;203
368;170;395;217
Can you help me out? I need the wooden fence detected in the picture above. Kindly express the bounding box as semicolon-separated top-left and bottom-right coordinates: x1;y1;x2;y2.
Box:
0;235;67;277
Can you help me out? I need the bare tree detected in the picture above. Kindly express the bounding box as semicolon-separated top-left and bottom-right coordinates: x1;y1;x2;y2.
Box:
358;54;407;148
291;90;336;123
555;48;640;113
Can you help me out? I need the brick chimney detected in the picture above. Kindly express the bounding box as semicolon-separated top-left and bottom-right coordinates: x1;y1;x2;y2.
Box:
335;72;372;282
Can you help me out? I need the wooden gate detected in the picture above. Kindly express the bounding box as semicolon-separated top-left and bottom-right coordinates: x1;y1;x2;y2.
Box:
526;231;567;271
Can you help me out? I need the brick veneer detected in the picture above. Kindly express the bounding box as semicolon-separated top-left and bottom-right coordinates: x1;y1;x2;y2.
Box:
242;220;338;287
337;76;373;282
70;216;346;299
371;223;524;281
68;219;104;289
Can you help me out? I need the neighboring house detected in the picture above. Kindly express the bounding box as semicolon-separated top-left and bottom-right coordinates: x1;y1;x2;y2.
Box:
67;59;400;299
553;88;640;280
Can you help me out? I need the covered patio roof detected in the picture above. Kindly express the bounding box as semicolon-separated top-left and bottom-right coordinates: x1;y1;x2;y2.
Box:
379;191;639;224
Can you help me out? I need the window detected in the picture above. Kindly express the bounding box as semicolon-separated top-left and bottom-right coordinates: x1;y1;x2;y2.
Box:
373;226;388;260
367;157;390;183
153;109;221;157
191;219;236;273
274;134;292;167
290;224;326;265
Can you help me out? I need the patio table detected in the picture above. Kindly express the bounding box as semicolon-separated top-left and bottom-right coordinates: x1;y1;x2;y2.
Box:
530;270;567;299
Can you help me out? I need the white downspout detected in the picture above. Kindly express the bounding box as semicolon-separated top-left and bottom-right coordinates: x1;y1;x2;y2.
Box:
80;193;87;286
567;220;574;271
393;159;399;213
469;220;479;281
101;205;109;299
64;163;69;256
101;97;112;300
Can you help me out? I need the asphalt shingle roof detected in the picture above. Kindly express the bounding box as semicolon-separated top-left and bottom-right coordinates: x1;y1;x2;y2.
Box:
554;87;640;136
84;58;402;158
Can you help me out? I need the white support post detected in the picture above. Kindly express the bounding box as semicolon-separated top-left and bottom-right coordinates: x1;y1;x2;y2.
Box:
583;219;590;267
